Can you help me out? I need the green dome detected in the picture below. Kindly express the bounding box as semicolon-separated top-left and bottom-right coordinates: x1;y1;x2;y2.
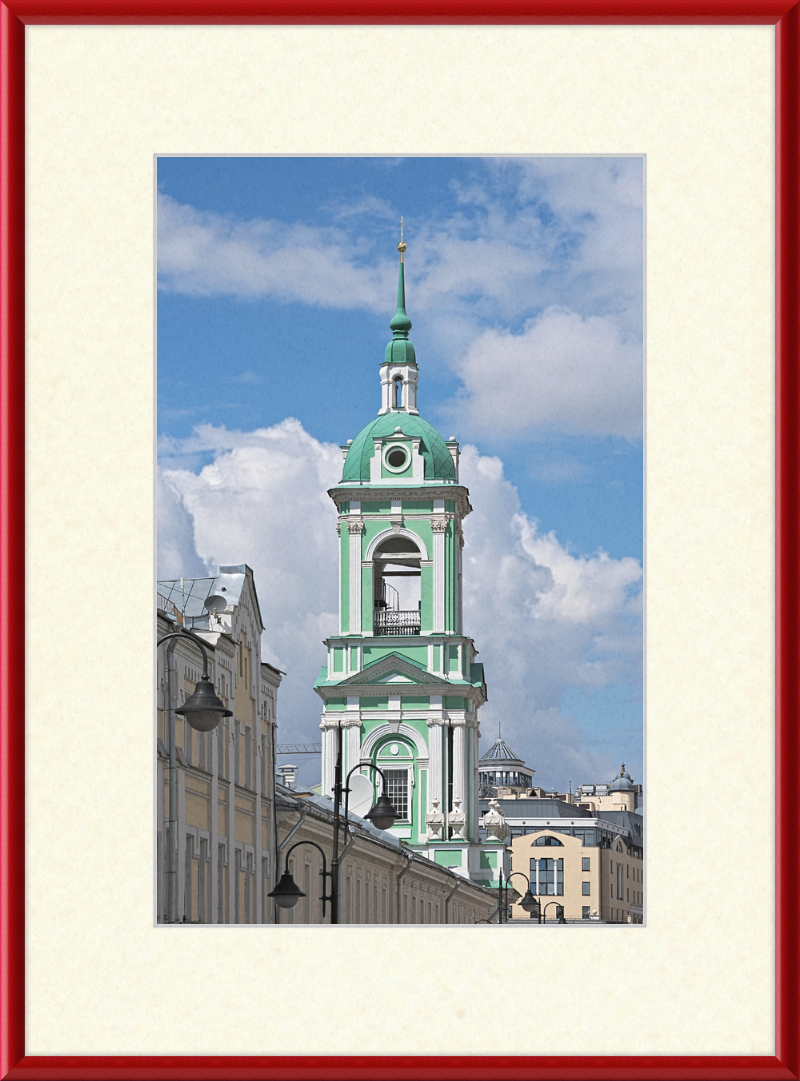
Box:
342;412;456;483
384;338;417;366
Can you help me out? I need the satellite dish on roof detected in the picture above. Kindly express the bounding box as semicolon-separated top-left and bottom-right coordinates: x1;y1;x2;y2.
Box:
204;594;228;615
348;773;375;818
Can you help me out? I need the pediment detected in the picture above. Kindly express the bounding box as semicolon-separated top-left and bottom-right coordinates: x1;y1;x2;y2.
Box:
338;652;441;688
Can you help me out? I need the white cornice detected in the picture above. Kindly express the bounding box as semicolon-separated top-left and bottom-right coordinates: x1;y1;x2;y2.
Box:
328;485;472;519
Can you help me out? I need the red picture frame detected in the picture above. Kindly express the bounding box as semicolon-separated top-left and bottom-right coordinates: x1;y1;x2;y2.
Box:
1;6;798;1080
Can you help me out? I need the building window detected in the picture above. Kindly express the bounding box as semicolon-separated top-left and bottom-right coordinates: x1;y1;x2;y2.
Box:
394;377;403;408
582;906;590;919
617;863;623;899
582;881;591;895
245;851;253;924
199;838;207;923
533;835;563;846
262;857;269;924
530;857;563;895
184;834;194;922
582;856;590;871
385;769;409;820
245;726;252;789
218;844;226;923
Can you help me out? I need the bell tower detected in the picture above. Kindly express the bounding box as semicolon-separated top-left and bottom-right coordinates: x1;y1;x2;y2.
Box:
314;230;499;885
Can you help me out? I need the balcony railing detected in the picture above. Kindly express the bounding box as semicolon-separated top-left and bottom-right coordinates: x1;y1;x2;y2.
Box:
374;609;421;636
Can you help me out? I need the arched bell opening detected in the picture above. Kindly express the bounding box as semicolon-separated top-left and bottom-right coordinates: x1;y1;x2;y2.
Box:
372;535;421;636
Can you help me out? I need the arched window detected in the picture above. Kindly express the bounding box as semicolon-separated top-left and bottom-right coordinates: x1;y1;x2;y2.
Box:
533;835;564;846
394;377;403;408
373;535;422;635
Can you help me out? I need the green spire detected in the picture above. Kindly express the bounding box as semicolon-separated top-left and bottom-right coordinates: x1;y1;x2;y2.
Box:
389;261;412;338
383;219;416;367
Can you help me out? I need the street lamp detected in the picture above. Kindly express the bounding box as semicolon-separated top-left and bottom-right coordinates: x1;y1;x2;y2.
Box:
507;871;540;920
268;723;400;922
269;840;333;916
158;627;232;924
541;900;567;923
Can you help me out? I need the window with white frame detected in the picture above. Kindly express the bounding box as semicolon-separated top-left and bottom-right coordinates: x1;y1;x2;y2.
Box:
530;856;563;895
385;769;409;821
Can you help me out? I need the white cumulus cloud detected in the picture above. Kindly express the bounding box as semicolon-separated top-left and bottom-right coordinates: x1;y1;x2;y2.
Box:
447;306;643;439
158;421;642;789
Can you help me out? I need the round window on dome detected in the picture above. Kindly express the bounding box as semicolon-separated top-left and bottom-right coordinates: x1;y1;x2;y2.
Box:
385;444;409;471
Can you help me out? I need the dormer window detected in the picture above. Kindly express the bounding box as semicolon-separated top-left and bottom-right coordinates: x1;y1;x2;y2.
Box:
394;377;403;408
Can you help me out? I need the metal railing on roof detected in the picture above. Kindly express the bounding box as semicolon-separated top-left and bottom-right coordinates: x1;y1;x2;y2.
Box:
374;610;421;636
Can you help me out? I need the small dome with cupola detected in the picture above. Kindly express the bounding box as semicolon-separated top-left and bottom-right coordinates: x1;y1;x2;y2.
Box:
339;230;457;485
608;764;636;793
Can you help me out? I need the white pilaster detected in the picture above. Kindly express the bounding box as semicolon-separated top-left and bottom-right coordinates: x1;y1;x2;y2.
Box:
348;517;364;634
431;518;447;632
451;721;468;836
427;720;444;809
345;719;361;776
321;722;338;798
470;724;480;839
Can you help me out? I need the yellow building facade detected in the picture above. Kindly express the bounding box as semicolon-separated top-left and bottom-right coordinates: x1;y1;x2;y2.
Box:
509;828;644;924
156;565;281;924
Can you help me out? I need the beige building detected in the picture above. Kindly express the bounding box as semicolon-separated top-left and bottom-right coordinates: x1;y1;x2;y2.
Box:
508;827;643;923
156;565;281;924
576;765;643;814
274;780;496;925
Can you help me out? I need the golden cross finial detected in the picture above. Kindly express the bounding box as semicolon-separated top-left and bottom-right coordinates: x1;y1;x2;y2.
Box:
398;216;407;261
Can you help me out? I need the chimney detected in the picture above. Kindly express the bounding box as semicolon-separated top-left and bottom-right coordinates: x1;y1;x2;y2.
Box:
279;764;297;787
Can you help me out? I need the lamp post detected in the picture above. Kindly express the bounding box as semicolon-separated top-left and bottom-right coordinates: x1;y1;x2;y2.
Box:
269;840;333;916
541;900;567;923
506;871;540;921
158;627;232;923
269;723;399;923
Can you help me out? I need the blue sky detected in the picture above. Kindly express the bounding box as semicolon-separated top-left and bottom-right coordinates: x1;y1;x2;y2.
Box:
157;156;643;792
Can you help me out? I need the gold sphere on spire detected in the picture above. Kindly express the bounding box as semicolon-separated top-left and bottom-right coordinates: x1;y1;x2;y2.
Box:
398;241;407;254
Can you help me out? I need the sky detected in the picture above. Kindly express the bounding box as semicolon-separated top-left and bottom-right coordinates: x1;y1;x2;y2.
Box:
157;156;644;793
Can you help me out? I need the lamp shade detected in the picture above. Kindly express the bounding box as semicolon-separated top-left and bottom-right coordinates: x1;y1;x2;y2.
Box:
364;793;400;831
176;676;233;732
519;890;538;913
267;870;305;909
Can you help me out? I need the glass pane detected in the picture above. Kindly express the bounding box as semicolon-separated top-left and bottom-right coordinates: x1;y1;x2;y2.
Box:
385;769;408;820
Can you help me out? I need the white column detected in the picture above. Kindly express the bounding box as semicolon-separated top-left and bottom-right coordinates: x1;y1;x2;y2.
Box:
431;518;447;632
348;518;363;634
322;722;337;798
427;720;444;809
470;724;480;840
451;721;467;816
345;719;361;776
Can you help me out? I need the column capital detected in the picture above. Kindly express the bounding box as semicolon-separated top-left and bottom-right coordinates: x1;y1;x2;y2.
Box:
347;517;365;534
430;517;448;533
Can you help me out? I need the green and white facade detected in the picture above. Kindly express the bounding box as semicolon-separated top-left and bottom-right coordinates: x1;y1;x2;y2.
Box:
314;252;504;887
